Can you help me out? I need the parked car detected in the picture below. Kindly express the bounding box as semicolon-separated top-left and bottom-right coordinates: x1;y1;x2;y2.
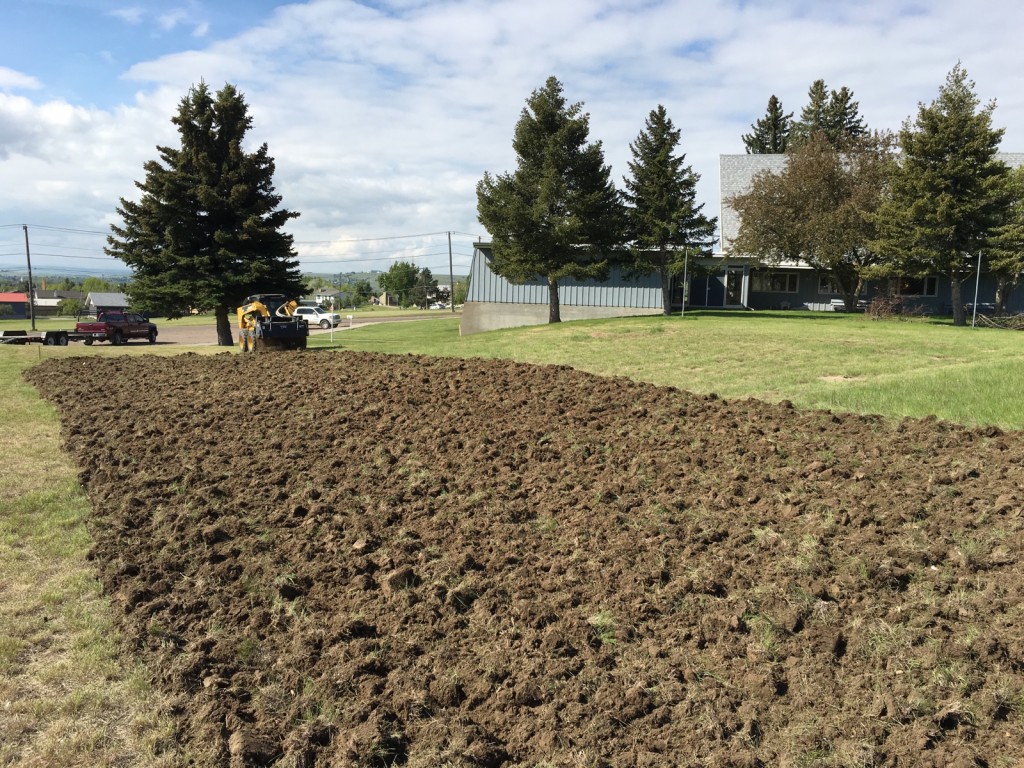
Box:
293;306;341;328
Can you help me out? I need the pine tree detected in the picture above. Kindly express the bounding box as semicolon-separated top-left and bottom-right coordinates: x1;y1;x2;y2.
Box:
791;80;867;149
409;267;440;309
743;95;792;154
825;86;867;147
791;79;829;148
624;105;717;314
106;82;302;345
989;166;1024;313
476;76;626;323
873;64;1011;326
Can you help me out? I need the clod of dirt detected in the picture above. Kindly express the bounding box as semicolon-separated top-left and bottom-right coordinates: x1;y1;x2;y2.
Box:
25;351;1024;766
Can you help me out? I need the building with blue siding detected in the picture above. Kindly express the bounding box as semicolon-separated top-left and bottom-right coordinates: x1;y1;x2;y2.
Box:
715;153;1024;315
460;153;1024;334
460;251;666;334
0;291;30;320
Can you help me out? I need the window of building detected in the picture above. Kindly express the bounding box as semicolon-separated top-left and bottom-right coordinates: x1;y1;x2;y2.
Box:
894;276;938;297
751;272;799;293
818;275;869;297
818;275;842;295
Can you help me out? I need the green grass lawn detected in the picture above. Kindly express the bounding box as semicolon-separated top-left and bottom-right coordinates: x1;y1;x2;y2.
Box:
314;310;1024;430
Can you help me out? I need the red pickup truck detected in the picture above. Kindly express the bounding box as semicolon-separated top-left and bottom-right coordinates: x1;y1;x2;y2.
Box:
75;311;158;345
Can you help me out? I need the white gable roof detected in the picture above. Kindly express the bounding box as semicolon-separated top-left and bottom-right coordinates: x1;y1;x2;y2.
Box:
719;151;1024;251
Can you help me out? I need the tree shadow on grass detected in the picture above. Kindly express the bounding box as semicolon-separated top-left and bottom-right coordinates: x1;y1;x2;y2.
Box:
685;309;958;326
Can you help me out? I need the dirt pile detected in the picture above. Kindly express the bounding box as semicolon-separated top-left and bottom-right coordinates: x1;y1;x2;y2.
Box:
25;351;1024;767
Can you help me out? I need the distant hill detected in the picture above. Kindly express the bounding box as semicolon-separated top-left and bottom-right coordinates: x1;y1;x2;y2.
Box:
304;271;468;294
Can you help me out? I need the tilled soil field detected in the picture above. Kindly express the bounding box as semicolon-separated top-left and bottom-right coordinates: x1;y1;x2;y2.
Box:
25;351;1024;767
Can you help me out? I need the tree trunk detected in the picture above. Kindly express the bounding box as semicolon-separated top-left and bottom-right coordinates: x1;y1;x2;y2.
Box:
547;277;561;324
949;277;966;327
994;276;1014;316
215;306;234;346
843;277;865;312
660;260;671;316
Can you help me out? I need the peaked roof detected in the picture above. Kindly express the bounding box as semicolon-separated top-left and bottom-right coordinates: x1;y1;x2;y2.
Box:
0;292;29;302
719;154;786;248
718;151;1024;249
86;292;130;306
36;289;85;300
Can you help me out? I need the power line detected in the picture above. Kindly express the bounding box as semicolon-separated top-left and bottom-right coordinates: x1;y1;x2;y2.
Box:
0;225;482;279
293;230;481;245
30;241;111;252
34;254;120;263
18;224;110;236
301;249;474;265
0;263;128;273
7;223;483;245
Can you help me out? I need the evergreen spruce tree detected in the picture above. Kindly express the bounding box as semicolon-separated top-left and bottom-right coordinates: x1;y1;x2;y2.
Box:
107;82;302;345
791;80;867;149
873;64;1010;326
989;166;1024;314
477;76;626;323
624;105;717;314
409;267;440;309
825;86;867;147
742;95;792;154
791;79;829;148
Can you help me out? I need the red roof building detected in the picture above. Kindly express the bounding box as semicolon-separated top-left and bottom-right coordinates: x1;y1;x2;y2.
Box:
0;292;30;319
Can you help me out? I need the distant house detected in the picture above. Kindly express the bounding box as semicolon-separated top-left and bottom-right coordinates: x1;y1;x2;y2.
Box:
313;290;344;307
434;274;467;295
0;292;30;320
84;292;131;314
34;289;85;317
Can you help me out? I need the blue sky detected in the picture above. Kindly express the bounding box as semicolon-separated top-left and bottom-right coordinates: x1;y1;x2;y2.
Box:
1;1;282;106
2;0;1023;277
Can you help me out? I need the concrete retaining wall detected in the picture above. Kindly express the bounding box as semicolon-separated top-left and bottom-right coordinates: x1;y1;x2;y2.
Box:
460;301;663;335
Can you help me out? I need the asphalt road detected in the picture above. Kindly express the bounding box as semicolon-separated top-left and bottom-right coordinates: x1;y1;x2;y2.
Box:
152;312;458;346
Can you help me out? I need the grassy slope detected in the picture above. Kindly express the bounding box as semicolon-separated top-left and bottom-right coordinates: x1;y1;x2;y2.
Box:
325;311;1024;430
2;310;1023;765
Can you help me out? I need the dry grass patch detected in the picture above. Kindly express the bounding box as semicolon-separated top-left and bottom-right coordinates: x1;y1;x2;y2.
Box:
0;348;188;768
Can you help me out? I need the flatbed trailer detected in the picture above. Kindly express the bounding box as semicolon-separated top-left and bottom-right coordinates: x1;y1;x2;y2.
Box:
0;329;84;346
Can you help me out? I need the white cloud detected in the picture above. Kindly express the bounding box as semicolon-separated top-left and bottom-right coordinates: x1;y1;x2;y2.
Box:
4;0;1024;274
0;67;42;91
108;6;144;25
158;9;188;31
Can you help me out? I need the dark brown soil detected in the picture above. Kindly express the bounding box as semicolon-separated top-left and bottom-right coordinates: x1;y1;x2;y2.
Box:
25;351;1024;767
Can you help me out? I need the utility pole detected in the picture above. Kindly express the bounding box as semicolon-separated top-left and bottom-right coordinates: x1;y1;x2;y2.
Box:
971;250;983;328
448;231;455;313
681;249;689;318
23;225;36;331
